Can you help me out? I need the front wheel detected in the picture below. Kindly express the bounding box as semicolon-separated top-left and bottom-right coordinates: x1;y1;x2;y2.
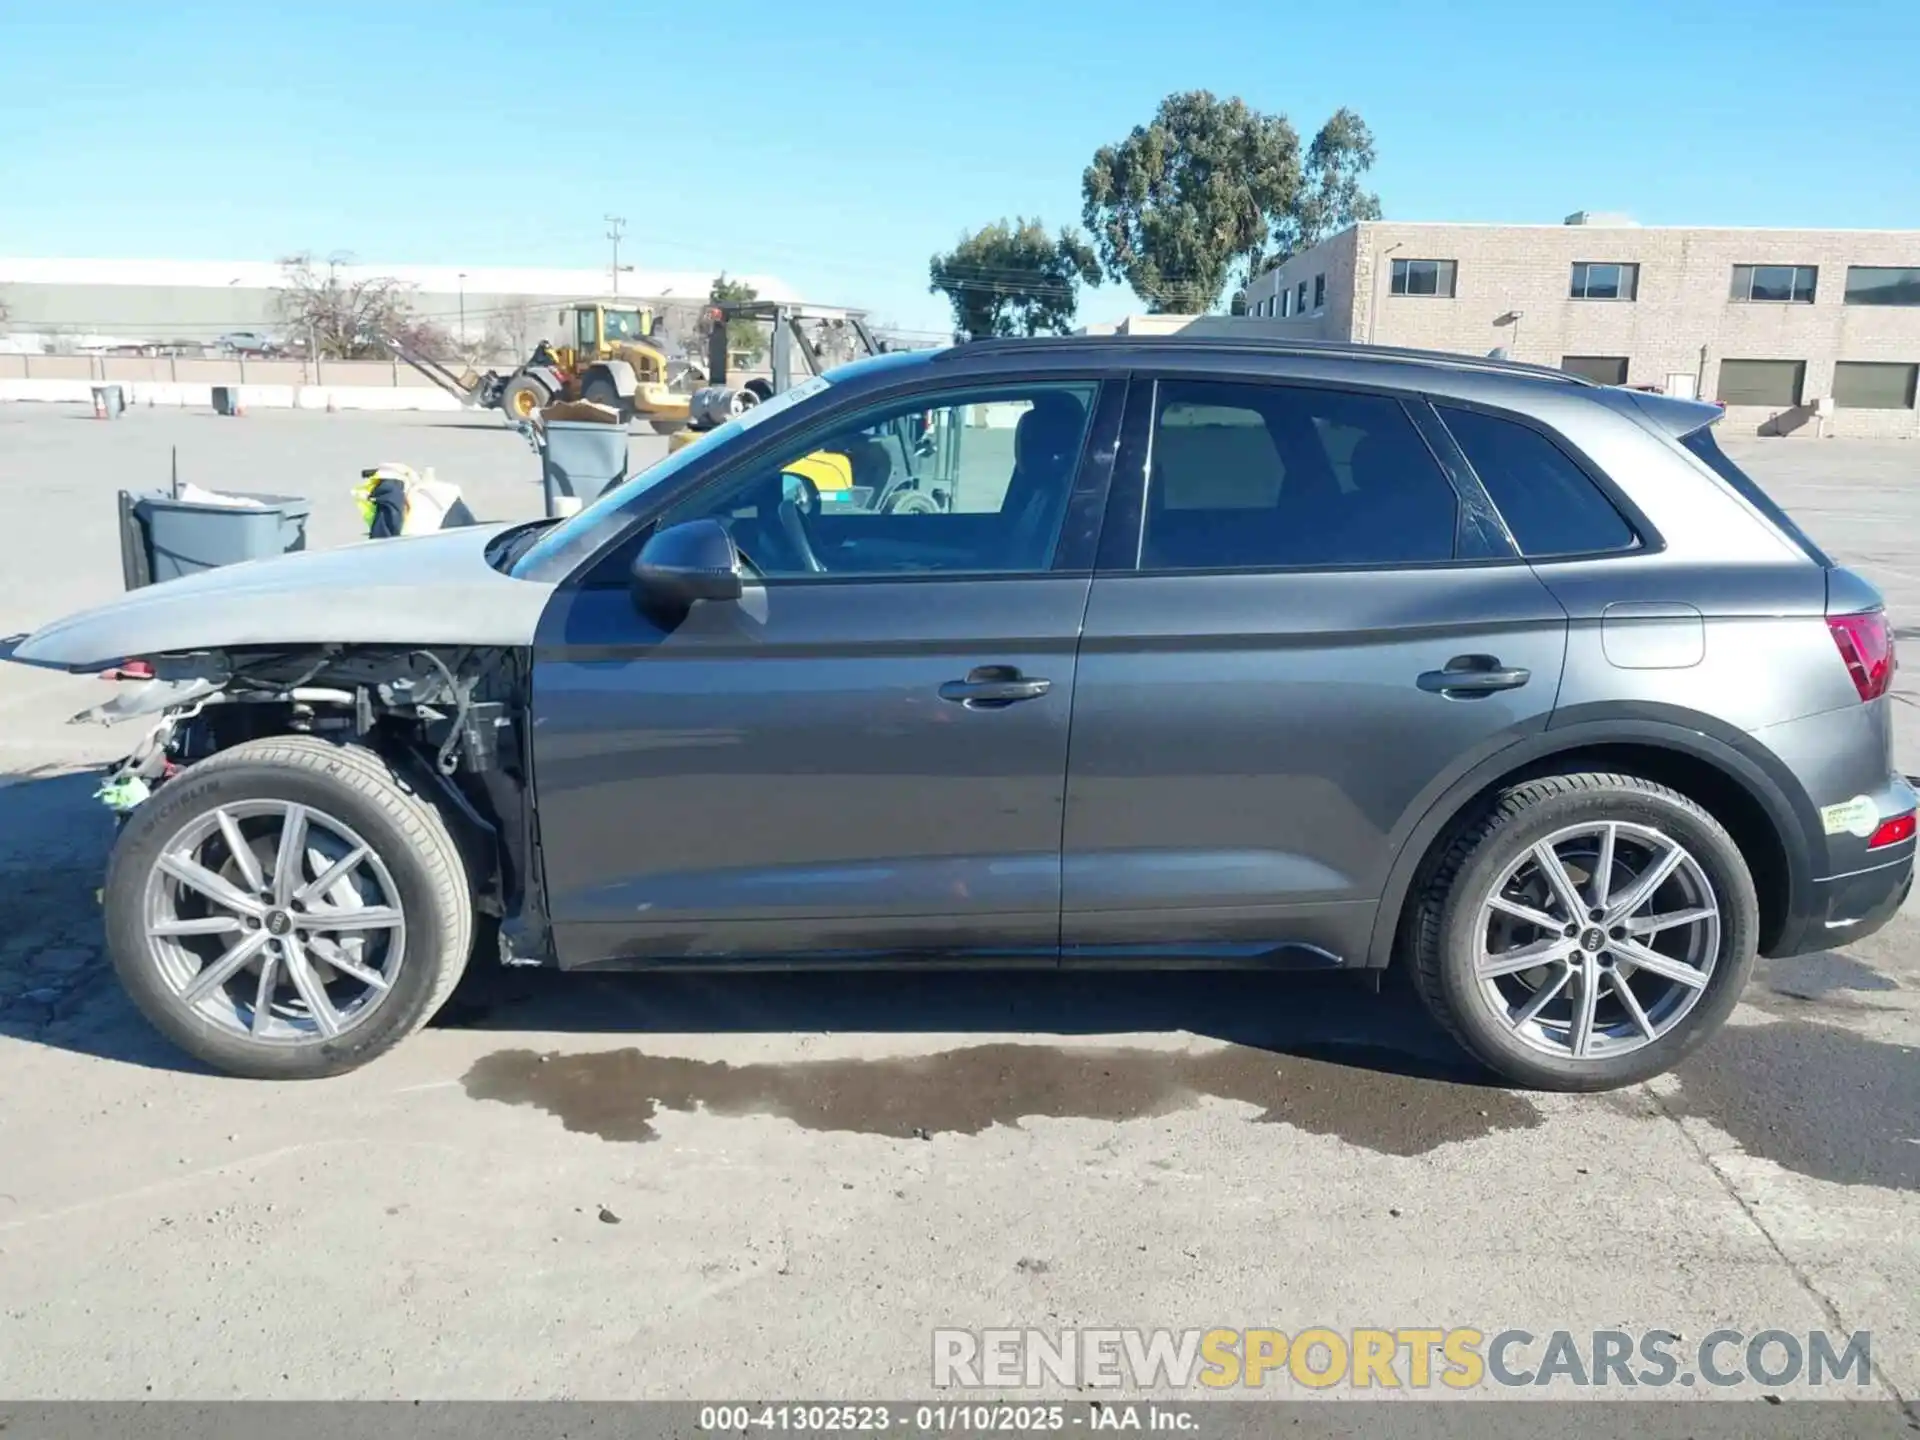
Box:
103;737;474;1079
1409;772;1758;1091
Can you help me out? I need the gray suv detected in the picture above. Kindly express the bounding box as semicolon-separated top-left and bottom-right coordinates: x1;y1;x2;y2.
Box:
13;336;1914;1089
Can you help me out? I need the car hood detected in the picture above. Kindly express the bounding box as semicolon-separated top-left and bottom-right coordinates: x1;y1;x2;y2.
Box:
10;523;556;671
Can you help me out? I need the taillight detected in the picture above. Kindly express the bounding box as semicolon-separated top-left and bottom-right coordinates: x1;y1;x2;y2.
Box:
1828;611;1895;701
1868;813;1916;849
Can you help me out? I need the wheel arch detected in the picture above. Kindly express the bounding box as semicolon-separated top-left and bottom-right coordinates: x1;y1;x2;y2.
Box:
1368;712;1821;969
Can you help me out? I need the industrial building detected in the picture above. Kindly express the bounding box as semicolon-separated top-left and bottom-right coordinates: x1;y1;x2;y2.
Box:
0;257;797;358
1236;217;1920;438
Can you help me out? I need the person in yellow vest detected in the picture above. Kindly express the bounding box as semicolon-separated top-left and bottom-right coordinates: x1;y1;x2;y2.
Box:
353;463;475;539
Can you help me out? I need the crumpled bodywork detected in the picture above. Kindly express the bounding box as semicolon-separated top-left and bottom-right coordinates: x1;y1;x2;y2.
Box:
9;523;555;672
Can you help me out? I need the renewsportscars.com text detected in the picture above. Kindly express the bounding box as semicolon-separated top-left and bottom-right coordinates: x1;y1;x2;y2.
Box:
932;1327;1874;1392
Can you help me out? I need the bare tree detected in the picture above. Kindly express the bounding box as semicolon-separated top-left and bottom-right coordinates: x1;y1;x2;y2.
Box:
273;254;423;359
478;295;542;365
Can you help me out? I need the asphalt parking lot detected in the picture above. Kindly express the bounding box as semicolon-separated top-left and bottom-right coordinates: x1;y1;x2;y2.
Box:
0;404;1915;1409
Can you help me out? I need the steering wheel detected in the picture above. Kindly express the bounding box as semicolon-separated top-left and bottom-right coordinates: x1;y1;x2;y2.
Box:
774;471;826;574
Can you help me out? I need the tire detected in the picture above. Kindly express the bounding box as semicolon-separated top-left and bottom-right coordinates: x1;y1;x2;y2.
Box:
498;375;549;423
103;736;474;1079
649;418;687;436
581;374;622;410
1407;771;1758;1092
883;489;940;516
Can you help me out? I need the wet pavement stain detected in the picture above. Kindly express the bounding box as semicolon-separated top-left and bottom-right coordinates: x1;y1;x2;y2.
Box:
461;1042;1540;1155
1759;951;1899;1001
1670;1019;1920;1192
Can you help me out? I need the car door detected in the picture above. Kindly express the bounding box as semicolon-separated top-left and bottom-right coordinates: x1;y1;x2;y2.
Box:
531;375;1122;966
1061;373;1569;966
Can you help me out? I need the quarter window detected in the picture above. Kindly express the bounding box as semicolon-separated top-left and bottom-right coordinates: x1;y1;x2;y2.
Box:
1717;359;1806;407
1391;259;1458;297
1570;262;1639;300
1730;265;1817;303
656;382;1099;578
1843;267;1920;306
1138;380;1458;570
1439;407;1635;558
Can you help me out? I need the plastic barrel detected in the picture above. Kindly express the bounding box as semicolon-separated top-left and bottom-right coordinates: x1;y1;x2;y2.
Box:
134;492;313;583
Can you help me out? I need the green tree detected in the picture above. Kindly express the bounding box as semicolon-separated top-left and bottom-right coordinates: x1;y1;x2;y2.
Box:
708;272;764;365
928;218;1103;340
1082;92;1380;313
1263;107;1383;278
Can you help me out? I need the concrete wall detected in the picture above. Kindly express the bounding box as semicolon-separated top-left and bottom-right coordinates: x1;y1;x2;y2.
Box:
1239;222;1920;439
0;352;464;411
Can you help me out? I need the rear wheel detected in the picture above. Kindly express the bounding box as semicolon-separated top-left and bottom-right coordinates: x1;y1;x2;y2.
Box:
499;375;549;422
103;737;473;1079
1409;772;1758;1091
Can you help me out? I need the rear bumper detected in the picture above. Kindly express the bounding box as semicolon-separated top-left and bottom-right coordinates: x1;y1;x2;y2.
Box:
1766;772;1917;958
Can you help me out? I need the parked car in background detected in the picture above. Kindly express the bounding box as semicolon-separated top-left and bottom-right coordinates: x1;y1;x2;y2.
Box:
214;330;277;356
10;337;1913;1088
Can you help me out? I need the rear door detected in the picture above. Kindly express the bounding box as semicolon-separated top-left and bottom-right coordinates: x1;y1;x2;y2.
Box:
1060;374;1570;964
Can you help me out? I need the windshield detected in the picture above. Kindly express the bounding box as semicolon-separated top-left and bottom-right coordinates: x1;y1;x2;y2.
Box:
510;374;835;580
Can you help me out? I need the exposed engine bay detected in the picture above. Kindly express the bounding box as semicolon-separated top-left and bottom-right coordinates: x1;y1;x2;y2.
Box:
78;645;545;961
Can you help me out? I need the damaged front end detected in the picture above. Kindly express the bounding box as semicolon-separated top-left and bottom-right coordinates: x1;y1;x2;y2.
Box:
77;644;550;965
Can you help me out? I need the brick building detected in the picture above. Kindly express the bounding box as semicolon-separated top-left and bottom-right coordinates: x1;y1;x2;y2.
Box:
1235;217;1920;438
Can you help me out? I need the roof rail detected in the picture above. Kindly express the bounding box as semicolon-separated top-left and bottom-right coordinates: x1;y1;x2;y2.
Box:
934;333;1590;385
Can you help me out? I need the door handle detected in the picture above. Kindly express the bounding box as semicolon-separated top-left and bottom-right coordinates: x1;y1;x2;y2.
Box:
1418;655;1532;696
939;665;1052;708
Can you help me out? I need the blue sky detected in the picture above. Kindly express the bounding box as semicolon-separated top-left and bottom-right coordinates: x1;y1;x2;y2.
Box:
2;0;1916;336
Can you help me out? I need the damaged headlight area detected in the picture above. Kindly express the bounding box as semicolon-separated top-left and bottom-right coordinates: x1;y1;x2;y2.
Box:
77;646;529;869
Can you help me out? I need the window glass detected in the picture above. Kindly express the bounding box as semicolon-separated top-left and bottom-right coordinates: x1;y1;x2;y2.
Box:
1570;262;1639;300
1439;406;1635;558
655;382;1098;578
1561;355;1629;386
1296;280;1308;313
1832;361;1919;410
1313;274;1327;310
1139;381;1457;570
1717;359;1806;407
1843;267;1920;306
1731;265;1816;303
1391;258;1458;297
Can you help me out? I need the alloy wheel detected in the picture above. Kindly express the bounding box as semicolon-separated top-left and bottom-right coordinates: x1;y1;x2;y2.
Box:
141;801;406;1045
1473;821;1721;1061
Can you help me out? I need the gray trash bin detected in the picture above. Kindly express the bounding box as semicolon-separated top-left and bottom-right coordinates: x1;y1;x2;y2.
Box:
133;491;312;584
91;384;126;419
542;420;629;513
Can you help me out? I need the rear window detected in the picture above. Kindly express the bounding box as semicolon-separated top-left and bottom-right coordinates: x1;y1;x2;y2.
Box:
1678;425;1832;567
1438;406;1635;557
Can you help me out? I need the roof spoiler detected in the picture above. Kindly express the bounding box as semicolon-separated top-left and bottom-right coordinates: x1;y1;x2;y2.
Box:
1615;388;1726;439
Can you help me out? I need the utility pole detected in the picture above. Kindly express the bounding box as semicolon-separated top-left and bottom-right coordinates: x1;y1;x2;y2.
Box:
604;215;627;297
457;272;467;343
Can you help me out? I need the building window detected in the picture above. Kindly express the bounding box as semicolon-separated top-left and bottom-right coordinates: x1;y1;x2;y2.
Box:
1561;355;1629;386
1832;362;1918;410
1843;267;1920;306
1569;262;1639;301
1391;258;1457;297
1279;289;1291;318
1717;359;1806;408
1313;274;1327;311
1296;280;1308;314
1730;265;1817;303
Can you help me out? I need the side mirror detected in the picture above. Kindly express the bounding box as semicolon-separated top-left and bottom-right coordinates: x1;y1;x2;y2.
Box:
630;518;743;624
